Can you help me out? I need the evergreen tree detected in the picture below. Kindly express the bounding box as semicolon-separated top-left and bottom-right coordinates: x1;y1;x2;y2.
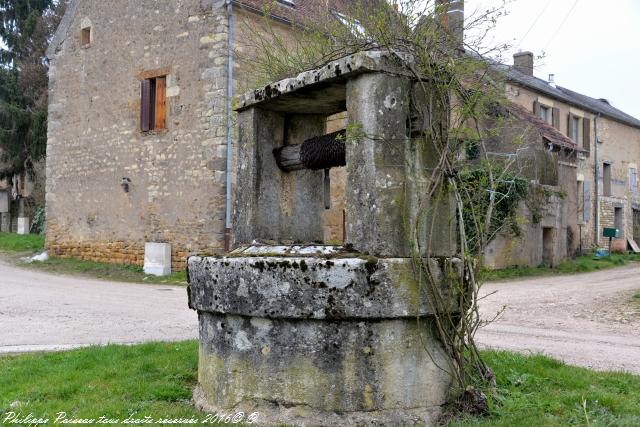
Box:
0;0;64;181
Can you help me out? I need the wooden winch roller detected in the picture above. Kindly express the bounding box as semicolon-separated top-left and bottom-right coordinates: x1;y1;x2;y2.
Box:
273;130;346;210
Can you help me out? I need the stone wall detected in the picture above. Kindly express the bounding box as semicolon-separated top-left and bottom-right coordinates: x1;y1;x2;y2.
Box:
507;83;640;252
45;2;346;271
46;2;245;270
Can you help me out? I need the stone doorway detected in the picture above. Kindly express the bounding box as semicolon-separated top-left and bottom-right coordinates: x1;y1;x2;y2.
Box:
633;209;640;241
543;227;554;267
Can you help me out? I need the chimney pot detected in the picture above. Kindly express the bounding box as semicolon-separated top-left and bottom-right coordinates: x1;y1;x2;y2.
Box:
436;0;465;50
513;51;534;76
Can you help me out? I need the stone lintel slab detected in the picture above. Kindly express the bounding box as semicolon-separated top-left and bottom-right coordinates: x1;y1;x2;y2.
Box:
188;255;462;319
234;51;413;114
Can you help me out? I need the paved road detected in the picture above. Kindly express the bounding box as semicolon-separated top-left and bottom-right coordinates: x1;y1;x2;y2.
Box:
2;257;639;374
0;261;198;354
478;264;640;374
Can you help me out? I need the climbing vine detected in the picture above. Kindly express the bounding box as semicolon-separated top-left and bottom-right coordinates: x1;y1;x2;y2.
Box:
459;167;528;254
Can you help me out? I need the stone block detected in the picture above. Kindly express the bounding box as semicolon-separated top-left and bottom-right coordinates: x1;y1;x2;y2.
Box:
233;108;325;245
144;242;172;276
17;217;30;235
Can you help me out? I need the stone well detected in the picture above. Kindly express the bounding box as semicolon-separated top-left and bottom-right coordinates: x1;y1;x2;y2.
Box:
188;51;461;426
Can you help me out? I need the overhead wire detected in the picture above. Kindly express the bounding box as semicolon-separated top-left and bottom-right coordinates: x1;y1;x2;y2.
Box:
517;0;553;47
543;0;579;50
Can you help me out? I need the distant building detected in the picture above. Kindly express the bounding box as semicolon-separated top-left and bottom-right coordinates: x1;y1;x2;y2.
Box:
505;51;640;254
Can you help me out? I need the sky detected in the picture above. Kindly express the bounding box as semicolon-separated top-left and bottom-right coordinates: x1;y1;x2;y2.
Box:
463;0;640;119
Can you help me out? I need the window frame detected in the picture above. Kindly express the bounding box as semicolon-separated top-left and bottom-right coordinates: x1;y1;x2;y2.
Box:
81;26;92;47
539;105;551;124
140;75;167;132
571;116;580;143
630;167;638;193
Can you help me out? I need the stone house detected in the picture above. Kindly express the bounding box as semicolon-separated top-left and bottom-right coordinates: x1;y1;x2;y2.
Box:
504;52;640;254
44;0;363;271
480;102;580;268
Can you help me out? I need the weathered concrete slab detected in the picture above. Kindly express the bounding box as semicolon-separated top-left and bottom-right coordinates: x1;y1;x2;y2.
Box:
188;255;461;319
235;51;412;114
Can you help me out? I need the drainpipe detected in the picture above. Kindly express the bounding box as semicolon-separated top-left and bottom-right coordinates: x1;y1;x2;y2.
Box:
593;113;600;247
223;0;234;252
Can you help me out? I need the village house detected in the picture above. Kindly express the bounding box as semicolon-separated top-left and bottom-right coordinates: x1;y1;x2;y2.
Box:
504;51;640;255
480;101;580;269
44;0;362;271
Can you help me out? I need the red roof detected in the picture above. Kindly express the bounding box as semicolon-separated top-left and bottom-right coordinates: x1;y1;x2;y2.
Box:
507;103;579;150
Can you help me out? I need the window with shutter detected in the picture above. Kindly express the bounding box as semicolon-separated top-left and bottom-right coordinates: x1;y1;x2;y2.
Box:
630;168;638;193
140;76;167;132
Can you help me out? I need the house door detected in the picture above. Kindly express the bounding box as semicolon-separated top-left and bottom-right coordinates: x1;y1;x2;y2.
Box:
633;209;640;241
543;227;554;267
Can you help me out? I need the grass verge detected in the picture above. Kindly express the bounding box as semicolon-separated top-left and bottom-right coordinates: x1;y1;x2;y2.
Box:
482;253;640;282
0;341;204;424
0;232;44;252
0;232;187;285
452;351;640;426
26;257;188;285
1;342;639;426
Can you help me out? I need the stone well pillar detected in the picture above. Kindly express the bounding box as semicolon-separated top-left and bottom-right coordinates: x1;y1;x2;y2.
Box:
188;249;457;425
189;52;462;426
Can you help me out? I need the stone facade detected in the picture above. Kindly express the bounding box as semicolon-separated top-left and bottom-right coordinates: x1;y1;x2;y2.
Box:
505;56;640;253
480;103;579;268
45;1;315;270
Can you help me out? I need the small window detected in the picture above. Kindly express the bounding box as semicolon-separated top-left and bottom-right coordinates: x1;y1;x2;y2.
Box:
140;76;167;132
630;168;638;193
81;27;91;46
539;105;550;124
603;163;612;196
571;116;580;143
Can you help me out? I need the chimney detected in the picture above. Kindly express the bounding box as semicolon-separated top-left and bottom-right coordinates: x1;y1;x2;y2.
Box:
436;0;464;50
548;73;556;88
513;51;534;76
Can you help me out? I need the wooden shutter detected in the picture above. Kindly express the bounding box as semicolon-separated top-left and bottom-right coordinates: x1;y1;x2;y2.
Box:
552;107;560;129
155;76;166;130
567;114;573;140
533;100;540;116
140;79;151;132
583;180;591;223
582;117;591;154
